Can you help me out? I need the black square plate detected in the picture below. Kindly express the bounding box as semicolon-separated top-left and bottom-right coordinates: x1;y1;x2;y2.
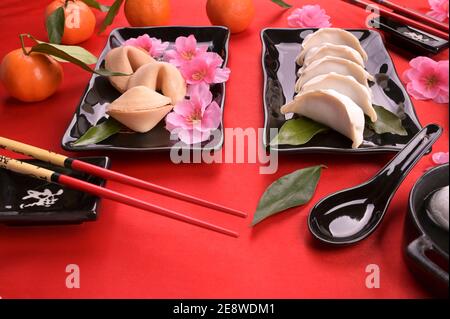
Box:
62;26;230;152
0;157;110;225
261;28;423;154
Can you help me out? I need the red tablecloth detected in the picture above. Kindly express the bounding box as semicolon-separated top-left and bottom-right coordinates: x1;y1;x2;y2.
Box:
0;0;448;299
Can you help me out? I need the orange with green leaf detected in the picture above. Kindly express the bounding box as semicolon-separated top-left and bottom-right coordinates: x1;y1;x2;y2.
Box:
0;34;126;102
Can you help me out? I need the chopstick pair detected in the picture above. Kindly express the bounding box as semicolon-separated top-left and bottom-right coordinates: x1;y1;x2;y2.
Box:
343;0;449;40
0;136;246;238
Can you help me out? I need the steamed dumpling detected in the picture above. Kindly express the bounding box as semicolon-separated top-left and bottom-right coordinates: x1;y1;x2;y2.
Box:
280;89;365;148
106;86;173;133
127;61;186;104
105;46;156;93
298;28;368;64
295;56;374;92
297;43;365;67
300;73;377;122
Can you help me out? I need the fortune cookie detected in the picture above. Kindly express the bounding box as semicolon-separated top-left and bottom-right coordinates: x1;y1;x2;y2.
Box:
105;46;156;93
106;86;173;133
127;61;187;104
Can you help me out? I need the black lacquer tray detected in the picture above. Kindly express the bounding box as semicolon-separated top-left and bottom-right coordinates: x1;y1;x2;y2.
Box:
62;26;230;152
262;28;423;154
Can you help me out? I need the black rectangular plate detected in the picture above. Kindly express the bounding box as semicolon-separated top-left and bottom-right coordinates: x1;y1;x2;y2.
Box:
62;26;230;152
0;157;110;225
262;28;423;154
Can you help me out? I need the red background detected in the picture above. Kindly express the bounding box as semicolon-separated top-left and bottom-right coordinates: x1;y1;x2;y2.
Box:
0;0;448;298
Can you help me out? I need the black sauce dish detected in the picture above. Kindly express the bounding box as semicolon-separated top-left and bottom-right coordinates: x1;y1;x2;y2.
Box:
404;164;449;297
0;157;110;225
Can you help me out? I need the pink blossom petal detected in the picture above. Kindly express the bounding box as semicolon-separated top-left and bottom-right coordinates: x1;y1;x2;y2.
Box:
200;101;221;131
213;67;231;83
409;56;436;70
433;90;449;103
406;82;429;100
403;69;413;82
204;52;224;68
164;49;177;61
432;152;449;165
123;34;169;58
165;35;210;68
437;60;449;91
166;112;190;130
187;83;213;111
178;128;211;144
427;0;449;21
403;56;449;104
287;5;332;28
418;76;441;98
173;100;197;118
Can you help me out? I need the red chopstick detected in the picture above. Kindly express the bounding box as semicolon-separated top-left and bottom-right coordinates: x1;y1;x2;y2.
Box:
343;0;449;40
71;159;246;218
372;0;449;32
58;173;238;238
0;136;247;219
0;155;239;238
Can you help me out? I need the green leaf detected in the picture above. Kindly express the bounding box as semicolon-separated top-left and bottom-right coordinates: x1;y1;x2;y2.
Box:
29;43;128;76
270;0;292;8
367;105;408;136
270;117;329;146
252;165;325;226
100;0;124;33
82;0;110;12
73;118;122;146
41;43;98;64
45;6;65;44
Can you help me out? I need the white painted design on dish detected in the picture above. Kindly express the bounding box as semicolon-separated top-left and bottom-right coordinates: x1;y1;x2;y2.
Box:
19;189;64;209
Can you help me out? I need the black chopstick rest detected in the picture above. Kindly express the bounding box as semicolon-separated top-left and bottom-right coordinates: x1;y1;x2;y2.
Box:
372;16;449;55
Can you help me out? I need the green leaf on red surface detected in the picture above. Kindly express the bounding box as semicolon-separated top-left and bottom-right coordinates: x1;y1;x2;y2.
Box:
367;105;408;136
270;117;329;146
73;118;123;146
45;6;65;44
270;0;292;8
37;42;98;64
82;0;110;12
29;42;128;76
252;165;325;226
100;0;124;33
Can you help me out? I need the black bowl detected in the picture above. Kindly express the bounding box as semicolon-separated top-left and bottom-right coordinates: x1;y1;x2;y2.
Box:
404;164;449;297
0;157;110;225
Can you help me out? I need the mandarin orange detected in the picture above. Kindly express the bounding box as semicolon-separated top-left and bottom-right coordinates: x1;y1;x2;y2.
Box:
45;0;96;45
124;0;171;27
206;0;255;33
0;48;63;102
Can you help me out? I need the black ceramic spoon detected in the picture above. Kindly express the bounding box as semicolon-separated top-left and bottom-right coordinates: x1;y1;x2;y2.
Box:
308;124;443;245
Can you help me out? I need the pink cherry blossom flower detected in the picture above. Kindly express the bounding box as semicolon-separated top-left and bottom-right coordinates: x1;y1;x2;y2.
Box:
164;34;208;67
287;5;332;28
180;52;230;85
403;57;449;104
166;83;221;144
427;0;449;22
432;151;449;164
124;34;169;58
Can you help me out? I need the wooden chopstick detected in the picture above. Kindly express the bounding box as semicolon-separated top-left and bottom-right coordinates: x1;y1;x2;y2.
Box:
0;137;246;218
0;154;239;238
372;0;449;32
342;0;449;40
